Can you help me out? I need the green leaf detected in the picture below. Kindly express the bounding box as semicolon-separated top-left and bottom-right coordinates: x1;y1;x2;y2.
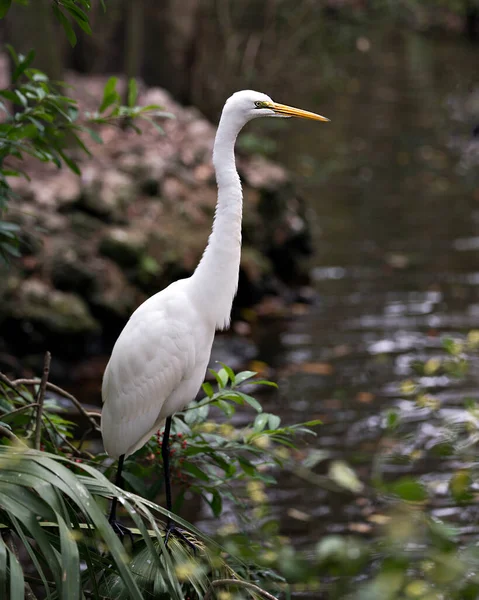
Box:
209;368;226;389
214;399;235;417
301;419;323;427
0;0;12;19
128;78;138;107
238;457;256;476
7;124;37;140
0;90;18;102
122;470;149;498
219;362;235;383
233;371;257;386
83;126;103;144
99;76;119;112
5;540;24;600
209;490;222;517
57;149;81;175
254;413;269;432
58;514;81;600
391;477;428;502
249;379;278;388
63;3;92;35
182;461;210;482
12;49;35;83
14;90;27;107
386;409;399;430
216;368;229;387
140;115;165;134
52;5;77;47
0;533;6;600
236;392;263;413
201;382;214;398
268;414;281;430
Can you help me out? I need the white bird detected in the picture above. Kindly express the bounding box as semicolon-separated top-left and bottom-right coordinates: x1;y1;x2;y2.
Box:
101;90;329;539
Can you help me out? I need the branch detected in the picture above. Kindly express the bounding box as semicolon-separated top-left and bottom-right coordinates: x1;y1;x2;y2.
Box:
12;379;101;432
1;403;39;420
34;352;51;450
43;412;93;459
203;579;279;600
0;372;34;404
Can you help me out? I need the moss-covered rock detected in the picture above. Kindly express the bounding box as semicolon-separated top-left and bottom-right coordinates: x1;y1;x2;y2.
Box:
2;74;313;363
6;279;100;335
50;252;98;297
99;228;147;268
80;168;136;222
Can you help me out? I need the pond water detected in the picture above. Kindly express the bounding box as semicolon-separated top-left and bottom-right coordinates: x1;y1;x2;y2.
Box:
197;24;479;559
55;21;479;589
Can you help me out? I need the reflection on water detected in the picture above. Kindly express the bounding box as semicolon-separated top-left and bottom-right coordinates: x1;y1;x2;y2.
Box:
199;26;479;554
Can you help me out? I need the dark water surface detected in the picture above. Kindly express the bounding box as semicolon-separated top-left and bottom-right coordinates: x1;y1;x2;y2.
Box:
197;27;479;554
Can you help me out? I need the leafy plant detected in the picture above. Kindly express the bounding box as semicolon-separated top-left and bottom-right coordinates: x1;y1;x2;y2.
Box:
0;359;328;599
0;45;170;261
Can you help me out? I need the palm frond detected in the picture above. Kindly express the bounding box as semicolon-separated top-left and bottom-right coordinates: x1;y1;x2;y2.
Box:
0;446;271;599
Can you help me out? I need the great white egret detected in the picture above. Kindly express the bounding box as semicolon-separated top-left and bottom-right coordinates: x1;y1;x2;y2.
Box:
101;90;329;541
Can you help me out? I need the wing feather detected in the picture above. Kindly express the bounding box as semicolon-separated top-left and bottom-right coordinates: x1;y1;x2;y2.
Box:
101;298;196;458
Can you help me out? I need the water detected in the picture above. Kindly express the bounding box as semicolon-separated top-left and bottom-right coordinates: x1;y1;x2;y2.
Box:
59;20;479;583
196;26;479;551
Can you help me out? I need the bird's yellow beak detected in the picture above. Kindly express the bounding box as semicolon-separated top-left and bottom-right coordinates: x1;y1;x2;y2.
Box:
270;102;330;122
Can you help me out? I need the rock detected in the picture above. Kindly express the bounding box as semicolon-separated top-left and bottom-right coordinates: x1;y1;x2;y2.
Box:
89;259;141;321
50;250;98;296
69;212;104;239
6;278;100;335
80;168;136;222
99;228;147;268
117;150;167;196
2;73;313;364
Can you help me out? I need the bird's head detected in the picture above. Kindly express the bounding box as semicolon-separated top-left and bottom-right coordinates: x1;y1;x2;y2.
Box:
223;89;329;125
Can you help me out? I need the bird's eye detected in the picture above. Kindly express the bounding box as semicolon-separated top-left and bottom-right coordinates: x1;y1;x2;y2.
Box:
254;101;267;109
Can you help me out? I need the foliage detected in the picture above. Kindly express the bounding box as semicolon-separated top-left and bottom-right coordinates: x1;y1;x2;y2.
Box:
0;362;329;599
0;46;170;261
5;337;479;598
0;1;103;44
346;331;479;600
0;0;171;261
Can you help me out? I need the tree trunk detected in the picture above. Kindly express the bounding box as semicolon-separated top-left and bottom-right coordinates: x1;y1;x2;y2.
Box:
123;0;145;103
465;0;479;41
5;0;64;81
143;0;201;104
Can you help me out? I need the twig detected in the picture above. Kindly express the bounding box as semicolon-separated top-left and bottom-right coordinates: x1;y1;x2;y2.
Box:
43;412;93;459
0;425;27;447
12;378;101;431
77;426;94;451
0;372;34;404
0;403;39;419
204;579;279;600
34;352;51;451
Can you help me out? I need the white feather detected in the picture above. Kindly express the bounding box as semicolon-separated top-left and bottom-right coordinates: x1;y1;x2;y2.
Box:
101;90;325;459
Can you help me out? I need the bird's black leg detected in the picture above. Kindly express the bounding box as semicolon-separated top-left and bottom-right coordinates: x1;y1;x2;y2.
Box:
108;454;133;543
161;417;196;553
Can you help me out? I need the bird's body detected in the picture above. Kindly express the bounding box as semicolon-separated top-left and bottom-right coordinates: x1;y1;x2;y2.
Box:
101;91;328;500
102;279;215;457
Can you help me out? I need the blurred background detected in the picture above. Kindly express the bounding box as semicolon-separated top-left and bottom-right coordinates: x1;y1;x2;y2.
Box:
2;0;479;586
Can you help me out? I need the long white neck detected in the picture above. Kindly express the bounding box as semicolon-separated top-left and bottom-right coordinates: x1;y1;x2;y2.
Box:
191;110;245;330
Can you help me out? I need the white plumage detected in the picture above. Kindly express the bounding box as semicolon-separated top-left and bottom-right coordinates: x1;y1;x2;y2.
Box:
101;90;328;460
